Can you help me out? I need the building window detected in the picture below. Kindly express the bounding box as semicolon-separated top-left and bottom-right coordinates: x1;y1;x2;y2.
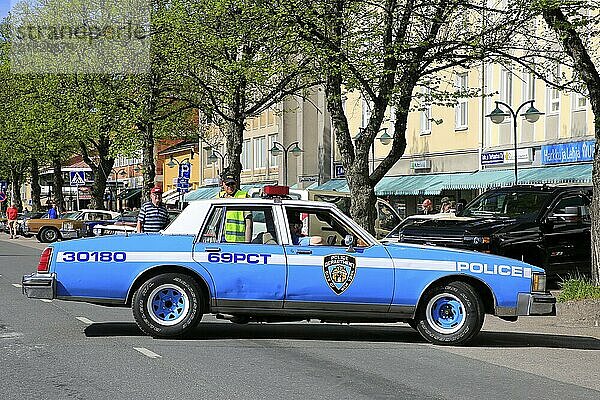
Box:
455;72;468;130
254;136;266;169
548;86;560;114
500;68;513;110
242;140;251;170
420;88;431;135
522;70;535;102
268;134;278;167
573;92;587;111
204;149;212;166
362;98;372;128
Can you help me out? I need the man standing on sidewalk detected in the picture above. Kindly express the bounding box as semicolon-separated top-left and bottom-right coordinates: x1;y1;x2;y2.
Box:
136;186;170;233
6;202;18;239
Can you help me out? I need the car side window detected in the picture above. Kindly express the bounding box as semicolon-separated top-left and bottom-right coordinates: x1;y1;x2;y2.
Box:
199;206;279;244
284;206;369;247
200;207;224;243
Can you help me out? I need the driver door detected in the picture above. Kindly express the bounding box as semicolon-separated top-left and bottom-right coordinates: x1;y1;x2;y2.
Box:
192;205;286;309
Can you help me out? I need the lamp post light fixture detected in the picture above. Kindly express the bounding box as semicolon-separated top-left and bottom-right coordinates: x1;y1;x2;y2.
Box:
207;149;226;174
269;141;303;186
486;100;543;185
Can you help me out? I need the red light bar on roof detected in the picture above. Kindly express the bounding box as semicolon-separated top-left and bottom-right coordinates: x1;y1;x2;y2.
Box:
263;185;289;197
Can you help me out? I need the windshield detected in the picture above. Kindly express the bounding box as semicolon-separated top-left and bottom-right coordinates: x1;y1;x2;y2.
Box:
62;211;82;220
459;190;551;218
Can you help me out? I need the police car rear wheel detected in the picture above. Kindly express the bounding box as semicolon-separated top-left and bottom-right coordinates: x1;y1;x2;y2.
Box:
132;273;203;338
416;281;484;346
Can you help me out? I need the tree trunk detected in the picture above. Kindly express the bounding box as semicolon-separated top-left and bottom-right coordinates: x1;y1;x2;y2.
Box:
224;120;244;181
30;158;42;212
52;156;65;213
141;122;156;204
9;166;23;211
80;137;114;210
542;7;600;284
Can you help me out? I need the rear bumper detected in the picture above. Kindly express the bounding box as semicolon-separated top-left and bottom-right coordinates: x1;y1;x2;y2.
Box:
22;273;56;299
517;292;556;316
60;229;80;239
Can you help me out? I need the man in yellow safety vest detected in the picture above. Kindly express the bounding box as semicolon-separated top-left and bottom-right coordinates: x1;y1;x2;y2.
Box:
216;172;252;242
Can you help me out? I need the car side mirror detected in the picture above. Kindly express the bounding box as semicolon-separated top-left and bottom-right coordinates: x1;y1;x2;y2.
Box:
547;206;582;224
344;234;356;253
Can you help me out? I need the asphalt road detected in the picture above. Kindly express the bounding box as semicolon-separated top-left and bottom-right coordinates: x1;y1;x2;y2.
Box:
1;236;599;399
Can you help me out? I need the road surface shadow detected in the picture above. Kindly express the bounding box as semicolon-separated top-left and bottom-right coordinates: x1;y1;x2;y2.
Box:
84;321;600;349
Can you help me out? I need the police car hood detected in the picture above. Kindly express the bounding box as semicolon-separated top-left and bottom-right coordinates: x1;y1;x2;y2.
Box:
383;241;544;273
51;233;196;253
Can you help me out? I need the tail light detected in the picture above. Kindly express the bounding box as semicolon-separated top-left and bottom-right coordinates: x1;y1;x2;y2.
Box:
37;248;53;273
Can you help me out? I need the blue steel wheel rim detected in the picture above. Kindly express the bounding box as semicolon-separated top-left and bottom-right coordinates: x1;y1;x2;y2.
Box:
147;284;190;326
425;293;466;334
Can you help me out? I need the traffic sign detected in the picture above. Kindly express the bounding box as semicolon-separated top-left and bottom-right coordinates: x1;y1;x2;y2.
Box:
0;192;6;202
0;180;7;193
178;163;191;180
70;170;86;186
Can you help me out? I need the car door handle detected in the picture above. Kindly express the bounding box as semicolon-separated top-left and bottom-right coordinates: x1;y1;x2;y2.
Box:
297;250;312;255
205;247;221;252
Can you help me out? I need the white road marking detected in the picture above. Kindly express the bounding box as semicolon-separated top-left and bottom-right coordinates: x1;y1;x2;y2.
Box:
40;299;52;303
12;283;22;288
134;347;162;359
75;317;94;325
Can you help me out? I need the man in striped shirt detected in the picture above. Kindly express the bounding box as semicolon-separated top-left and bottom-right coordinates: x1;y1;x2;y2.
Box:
136;186;170;233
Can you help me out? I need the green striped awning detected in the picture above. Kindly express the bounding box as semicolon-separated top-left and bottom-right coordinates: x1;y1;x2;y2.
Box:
443;164;592;189
311;163;592;195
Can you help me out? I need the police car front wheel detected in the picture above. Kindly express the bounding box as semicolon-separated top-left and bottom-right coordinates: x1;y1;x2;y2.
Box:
132;273;204;338
415;281;484;346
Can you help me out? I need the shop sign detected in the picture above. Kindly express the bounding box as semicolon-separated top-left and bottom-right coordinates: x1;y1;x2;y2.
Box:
334;163;345;178
541;140;595;165
298;175;319;183
481;149;531;166
410;160;431;170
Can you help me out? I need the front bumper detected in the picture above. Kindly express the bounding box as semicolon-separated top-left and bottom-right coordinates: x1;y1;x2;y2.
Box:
22;273;56;299
517;292;556;316
60;229;81;239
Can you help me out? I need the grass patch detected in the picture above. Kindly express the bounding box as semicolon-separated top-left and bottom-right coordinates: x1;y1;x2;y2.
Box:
557;278;600;302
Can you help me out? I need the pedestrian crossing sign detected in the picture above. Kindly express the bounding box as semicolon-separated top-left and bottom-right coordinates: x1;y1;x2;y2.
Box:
70;170;86;186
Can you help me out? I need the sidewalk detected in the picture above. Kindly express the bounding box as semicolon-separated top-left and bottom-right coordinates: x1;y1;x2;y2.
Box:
0;234;47;251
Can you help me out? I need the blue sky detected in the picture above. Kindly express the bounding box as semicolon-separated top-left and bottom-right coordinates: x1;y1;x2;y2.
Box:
0;1;11;20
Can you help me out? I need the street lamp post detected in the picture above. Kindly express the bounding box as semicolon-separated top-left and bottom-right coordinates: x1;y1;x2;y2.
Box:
111;168;126;211
269;141;303;186
486;100;543;185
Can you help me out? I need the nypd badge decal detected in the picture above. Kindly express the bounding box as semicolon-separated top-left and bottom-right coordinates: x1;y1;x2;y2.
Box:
323;254;356;295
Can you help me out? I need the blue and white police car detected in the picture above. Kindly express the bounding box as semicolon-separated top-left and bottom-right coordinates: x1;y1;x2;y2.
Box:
22;186;555;345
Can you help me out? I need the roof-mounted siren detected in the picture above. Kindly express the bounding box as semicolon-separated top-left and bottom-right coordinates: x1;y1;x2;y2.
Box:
262;185;290;199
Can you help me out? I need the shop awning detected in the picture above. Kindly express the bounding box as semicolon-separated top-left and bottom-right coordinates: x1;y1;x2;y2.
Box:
117;188;142;200
443;164;592;189
310;163;592;195
311;176;445;196
184;186;220;201
162;189;181;205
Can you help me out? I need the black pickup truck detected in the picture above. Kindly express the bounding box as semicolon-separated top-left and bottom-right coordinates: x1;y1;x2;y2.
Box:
395;185;592;279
